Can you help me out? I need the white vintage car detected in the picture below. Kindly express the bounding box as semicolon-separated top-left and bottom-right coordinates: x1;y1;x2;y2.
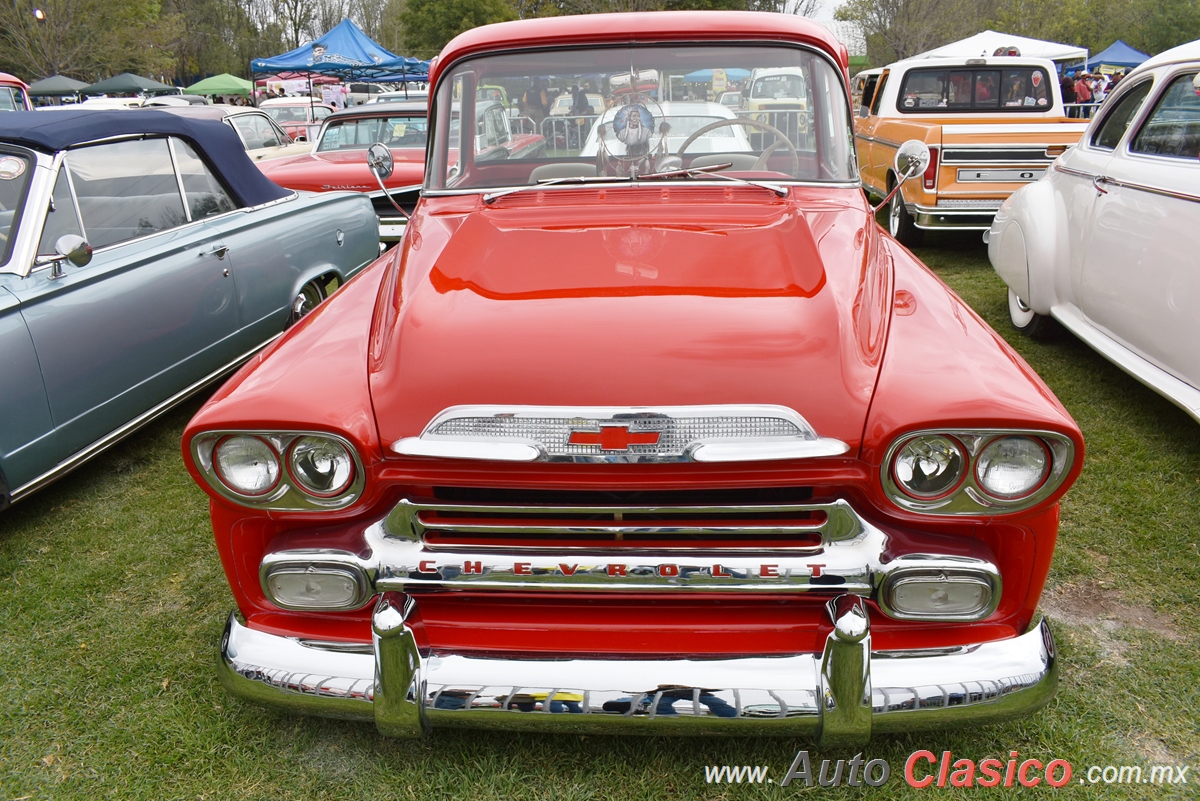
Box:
988;40;1200;423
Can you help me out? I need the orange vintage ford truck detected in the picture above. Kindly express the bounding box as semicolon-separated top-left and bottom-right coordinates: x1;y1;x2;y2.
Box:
855;56;1088;245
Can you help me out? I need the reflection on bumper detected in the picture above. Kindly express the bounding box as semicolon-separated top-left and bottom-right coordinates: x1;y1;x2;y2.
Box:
914;201;1004;231
218;595;1058;745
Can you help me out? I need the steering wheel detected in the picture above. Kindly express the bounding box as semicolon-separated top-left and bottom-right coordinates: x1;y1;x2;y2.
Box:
676;117;800;178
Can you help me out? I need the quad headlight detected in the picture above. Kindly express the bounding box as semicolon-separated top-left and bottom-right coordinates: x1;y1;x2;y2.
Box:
975;436;1049;499
193;431;364;510
891;434;966;499
214;435;280;496
883;429;1074;514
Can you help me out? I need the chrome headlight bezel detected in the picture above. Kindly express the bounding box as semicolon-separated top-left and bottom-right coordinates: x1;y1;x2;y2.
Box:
882;429;1075;515
192;430;365;511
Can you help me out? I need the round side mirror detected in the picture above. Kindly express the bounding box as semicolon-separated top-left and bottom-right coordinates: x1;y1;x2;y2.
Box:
56;234;92;268
893;140;931;182
367;142;394;180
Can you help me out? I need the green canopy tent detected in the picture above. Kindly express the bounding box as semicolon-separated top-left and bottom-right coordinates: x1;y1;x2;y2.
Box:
28;75;89;97
83;72;176;95
184;73;253;96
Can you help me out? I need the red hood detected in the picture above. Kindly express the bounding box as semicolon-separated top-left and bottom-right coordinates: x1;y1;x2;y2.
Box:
368;188;888;453
259;148;425;192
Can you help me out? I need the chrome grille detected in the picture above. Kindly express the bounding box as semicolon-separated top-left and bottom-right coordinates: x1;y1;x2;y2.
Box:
384;490;863;550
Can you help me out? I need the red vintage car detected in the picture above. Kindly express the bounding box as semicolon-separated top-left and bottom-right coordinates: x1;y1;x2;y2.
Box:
259;101;544;243
184;11;1083;743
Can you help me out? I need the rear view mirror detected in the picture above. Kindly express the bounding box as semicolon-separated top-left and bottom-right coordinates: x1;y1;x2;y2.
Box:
367;142;394;180
893;140;931;181
56;234;92;267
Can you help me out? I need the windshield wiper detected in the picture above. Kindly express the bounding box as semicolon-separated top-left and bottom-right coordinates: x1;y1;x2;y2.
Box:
483;174;631;203
638;163;789;197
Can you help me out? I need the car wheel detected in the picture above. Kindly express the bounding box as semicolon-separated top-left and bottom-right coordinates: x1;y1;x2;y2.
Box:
289;280;327;327
1008;288;1056;339
888;177;924;248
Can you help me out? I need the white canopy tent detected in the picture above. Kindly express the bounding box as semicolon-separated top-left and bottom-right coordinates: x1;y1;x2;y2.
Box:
915;31;1088;66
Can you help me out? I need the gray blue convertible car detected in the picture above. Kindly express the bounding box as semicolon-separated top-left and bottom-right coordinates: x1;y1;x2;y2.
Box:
0;110;380;508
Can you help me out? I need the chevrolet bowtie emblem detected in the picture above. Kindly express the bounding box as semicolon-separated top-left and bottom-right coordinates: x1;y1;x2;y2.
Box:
568;425;662;451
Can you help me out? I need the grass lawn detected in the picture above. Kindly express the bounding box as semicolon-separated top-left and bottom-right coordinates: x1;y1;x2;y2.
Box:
1;231;1197;799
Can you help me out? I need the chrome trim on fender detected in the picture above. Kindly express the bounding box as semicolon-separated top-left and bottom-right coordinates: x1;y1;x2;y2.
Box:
882;429;1076;515
392;404;849;464
190;430;366;511
216;603;1059;743
1050;305;1200;424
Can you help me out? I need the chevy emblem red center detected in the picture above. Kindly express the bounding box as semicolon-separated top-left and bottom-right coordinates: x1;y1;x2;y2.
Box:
568;425;662;451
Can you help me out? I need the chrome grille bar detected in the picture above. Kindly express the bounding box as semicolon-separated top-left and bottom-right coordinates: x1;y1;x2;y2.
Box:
384;498;864;546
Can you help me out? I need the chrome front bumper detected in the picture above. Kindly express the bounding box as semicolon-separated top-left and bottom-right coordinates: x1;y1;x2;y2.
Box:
218;595;1058;745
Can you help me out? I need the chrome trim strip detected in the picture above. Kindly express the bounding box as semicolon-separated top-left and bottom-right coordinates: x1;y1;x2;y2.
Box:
392;404;848;464
9;334;281;504
1050;305;1200;423
1094;175;1200;206
1053;163;1094;180
216;606;1058;742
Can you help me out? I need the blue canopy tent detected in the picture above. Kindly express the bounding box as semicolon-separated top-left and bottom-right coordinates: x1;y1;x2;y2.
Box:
1089;40;1150;71
683;68;751;83
251;18;423;80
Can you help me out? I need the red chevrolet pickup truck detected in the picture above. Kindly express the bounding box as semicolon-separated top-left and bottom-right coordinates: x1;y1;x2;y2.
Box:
183;11;1082;744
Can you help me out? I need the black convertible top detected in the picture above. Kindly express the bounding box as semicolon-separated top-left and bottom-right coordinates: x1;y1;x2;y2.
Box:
0;109;291;207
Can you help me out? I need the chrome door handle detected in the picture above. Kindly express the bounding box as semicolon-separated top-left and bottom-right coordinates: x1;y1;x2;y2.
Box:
200;245;230;259
1092;175;1109;195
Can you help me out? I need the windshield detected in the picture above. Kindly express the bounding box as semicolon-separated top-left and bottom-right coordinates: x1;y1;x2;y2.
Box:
317;113;429;151
0;150;33;266
428;43;854;191
263;105;310;123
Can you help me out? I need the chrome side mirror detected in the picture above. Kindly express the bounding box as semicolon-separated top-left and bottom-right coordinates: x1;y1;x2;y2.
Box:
873;139;932;215
894;140;931;181
367;142;394;180
40;234;92;278
367;142;406;221
57;234;92;267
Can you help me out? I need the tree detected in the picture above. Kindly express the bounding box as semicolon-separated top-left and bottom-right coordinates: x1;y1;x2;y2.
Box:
834;0;988;64
400;0;515;58
0;0;179;81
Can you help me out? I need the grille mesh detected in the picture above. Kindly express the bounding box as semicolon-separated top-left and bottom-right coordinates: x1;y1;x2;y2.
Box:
430;415;806;457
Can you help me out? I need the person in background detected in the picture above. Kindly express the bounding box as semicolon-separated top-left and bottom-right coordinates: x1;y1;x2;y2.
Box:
522;78;549;125
1074;72;1092;117
1060;73;1077;116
